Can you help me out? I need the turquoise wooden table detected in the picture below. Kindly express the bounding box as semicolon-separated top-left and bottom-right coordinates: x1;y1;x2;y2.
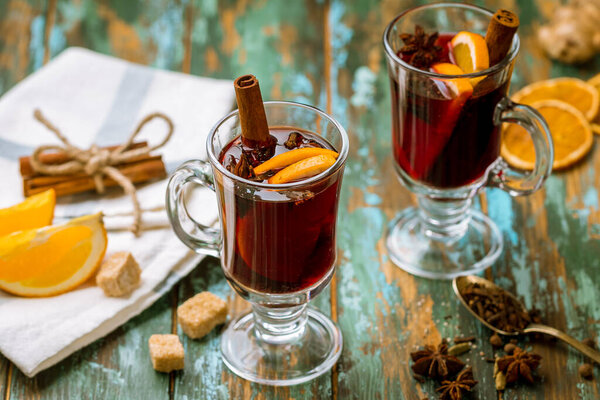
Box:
1;0;599;398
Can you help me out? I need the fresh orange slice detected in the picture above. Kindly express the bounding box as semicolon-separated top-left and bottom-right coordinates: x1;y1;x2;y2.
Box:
0;189;55;237
512;78;599;121
268;154;337;184
451;31;489;74
501;100;593;171
0;213;107;297
254;147;338;175
430;63;474;99
591;123;600;135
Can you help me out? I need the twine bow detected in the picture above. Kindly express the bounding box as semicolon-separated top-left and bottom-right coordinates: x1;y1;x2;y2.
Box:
31;109;174;235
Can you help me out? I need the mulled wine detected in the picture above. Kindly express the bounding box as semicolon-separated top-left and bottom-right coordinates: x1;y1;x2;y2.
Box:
218;128;341;294
391;32;508;188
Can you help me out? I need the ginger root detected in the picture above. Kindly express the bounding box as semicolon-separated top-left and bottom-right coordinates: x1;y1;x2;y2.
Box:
538;0;600;64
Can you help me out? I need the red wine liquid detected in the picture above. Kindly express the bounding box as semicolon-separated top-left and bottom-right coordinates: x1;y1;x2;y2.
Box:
392;33;507;188
218;128;341;294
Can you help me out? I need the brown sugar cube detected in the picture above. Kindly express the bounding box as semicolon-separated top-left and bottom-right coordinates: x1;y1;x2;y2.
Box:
177;292;228;339
96;251;142;297
148;334;184;372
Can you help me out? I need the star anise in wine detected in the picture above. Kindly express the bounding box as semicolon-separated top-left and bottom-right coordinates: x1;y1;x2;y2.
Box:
411;340;465;380
436;367;478;400
497;347;542;384
232;152;256;180
398;25;442;69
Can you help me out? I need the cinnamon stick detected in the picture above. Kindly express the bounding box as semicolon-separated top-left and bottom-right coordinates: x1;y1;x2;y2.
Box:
19;141;149;178
23;156;167;197
233;74;275;151
485;9;519;65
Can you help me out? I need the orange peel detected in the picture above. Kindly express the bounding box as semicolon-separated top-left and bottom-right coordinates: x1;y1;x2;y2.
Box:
0;212;107;297
0;189;55;237
501;100;593;171
268;154;337;184
254;147;338;175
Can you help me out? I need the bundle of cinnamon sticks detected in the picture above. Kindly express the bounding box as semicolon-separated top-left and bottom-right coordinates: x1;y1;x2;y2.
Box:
19;141;167;197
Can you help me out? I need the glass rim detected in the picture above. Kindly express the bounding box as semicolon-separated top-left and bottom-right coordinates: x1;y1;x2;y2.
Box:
382;2;520;79
206;100;349;189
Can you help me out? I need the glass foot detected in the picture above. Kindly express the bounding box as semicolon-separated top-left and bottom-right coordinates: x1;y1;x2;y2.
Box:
221;308;342;386
386;207;503;279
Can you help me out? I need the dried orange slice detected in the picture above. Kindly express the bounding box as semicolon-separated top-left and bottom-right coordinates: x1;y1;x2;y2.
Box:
588;73;600;91
0;189;55;237
268;154;337;184
512;78;599;121
450;31;489;74
501;100;593;171
587;73;600;134
254;147;338;175
0;213;107;297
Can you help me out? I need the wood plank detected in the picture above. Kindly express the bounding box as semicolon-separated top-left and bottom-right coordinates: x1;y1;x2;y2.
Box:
6;0;189;398
173;0;333;397
330;0;600;398
0;0;47;94
481;0;600;398
0;357;8;399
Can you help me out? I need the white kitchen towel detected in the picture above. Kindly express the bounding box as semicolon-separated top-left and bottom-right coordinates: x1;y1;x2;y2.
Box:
0;47;234;377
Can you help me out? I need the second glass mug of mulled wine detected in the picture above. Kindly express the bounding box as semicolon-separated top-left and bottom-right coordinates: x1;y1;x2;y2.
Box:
383;3;553;279
166;99;348;386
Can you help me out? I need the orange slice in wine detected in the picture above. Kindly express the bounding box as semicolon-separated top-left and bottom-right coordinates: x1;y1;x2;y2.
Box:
254;147;338;175
430;63;474;99
451;31;489;73
512;77;599;121
268;154;337;184
501;100;593;170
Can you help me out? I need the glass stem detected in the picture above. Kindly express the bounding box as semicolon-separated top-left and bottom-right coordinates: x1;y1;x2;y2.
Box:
252;304;308;345
418;196;472;241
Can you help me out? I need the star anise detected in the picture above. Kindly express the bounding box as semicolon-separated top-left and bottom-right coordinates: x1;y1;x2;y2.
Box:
436;367;478;400
232;152;256;180
497;347;542;384
411;340;465;380
398;25;442;69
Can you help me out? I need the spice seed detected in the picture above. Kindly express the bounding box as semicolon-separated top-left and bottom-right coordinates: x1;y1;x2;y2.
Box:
579;363;594;380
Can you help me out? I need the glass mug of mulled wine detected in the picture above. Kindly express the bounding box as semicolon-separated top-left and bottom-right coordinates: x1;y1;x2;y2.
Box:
383;3;554;279
166;99;347;385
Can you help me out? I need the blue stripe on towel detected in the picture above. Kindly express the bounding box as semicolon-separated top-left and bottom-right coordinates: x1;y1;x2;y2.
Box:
0;138;34;160
94;65;155;145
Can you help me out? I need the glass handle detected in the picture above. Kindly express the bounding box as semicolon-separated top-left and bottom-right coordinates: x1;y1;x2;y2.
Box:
165;159;221;257
488;97;554;196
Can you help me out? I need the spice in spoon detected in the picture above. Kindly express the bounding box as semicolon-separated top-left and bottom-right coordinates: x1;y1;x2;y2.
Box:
460;281;532;332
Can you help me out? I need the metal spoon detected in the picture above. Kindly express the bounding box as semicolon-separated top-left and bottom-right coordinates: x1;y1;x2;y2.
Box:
453;275;600;363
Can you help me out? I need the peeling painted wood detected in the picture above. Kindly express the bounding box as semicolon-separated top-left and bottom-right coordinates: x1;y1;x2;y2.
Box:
330;0;600;399
1;0;600;398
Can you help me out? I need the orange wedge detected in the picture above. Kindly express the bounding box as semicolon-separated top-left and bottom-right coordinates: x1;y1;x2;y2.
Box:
501;100;593;171
0;213;107;297
512;78;599;121
430;63;474;99
451;31;489;74
254;147;338;175
268;154;337;184
0;189;55;237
